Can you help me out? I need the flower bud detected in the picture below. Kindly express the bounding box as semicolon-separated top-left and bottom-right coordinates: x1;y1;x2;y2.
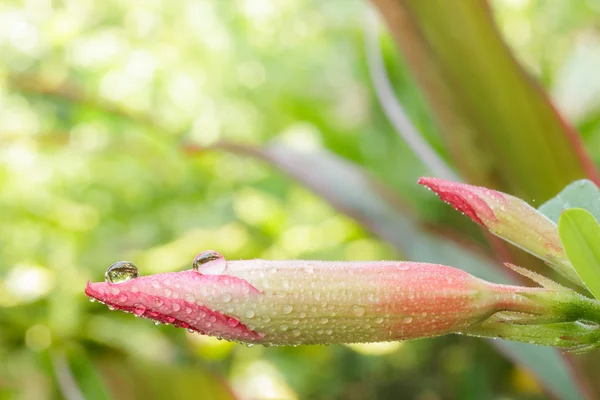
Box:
418;177;582;286
86;254;548;346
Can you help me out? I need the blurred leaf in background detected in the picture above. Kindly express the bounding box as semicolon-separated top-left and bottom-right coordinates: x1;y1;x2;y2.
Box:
2;0;600;399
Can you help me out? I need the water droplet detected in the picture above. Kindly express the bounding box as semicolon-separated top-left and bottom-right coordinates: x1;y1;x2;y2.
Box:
245;310;255;318
187;328;195;333
192;250;227;274
105;261;139;283
88;297;96;303
352;305;366;317
375;317;384;324
154;298;163;306
291;319;299;325
262;316;271;323
403;317;413;324
133;307;146;316
184;293;196;303
119;294;127;302
153;321;161;326
292;329;301;337
172;303;181;312
280;324;288;331
325;329;332;335
246;343;254;348
185;307;192;314
228;318;240;327
166;317;175;323
283;305;293;314
221;294;232;303
108;305;116;311
320;317;328;324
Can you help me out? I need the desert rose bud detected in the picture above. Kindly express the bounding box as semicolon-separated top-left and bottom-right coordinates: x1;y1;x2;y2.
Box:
418;177;583;287
86;251;563;346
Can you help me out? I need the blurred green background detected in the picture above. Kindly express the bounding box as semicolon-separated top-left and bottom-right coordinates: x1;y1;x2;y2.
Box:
2;0;600;399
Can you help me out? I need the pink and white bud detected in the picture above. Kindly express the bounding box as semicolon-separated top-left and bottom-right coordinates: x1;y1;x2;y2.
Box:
418;177;582;286
86;252;547;346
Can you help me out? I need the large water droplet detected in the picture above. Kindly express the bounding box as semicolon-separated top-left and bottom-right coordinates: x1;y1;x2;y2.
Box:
352;305;366;317
105;261;139;283
192;250;227;274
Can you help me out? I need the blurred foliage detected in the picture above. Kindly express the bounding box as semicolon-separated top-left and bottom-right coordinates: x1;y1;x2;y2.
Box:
1;0;600;399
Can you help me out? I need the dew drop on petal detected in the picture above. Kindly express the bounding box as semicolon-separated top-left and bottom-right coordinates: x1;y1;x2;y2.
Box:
172;303;181;312
108;305;115;311
88;297;96;303
320;317;328;324
403;317;413;324
133;306;146;315
105;261;139;284
221;294;232;303
352;305;366;317
245;309;255;318
292;329;301;337
228;318;240;327
375;317;384;324
283;305;293;314
280;324;288;332
153;320;161;326
166;317;175;324
192;250;227;274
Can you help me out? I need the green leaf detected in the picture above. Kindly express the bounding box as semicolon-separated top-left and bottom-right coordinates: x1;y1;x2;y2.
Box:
559;208;600;300
370;0;600;202
202;141;584;400
539;180;600;223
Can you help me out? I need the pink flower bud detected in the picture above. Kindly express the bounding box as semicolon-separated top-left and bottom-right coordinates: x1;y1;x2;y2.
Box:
418;177;582;286
86;253;546;346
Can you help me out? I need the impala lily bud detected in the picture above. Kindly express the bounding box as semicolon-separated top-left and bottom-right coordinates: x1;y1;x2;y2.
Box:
86;252;562;346
418;177;583;287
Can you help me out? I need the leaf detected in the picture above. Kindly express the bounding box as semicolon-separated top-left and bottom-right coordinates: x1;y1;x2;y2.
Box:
369;0;599;202
198;141;584;400
559;208;600;300
539;180;600;223
494;341;582;400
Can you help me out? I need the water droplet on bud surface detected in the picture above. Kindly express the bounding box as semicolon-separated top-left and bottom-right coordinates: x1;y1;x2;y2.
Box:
283;305;293;314
105;261;139;283
352;305;366;317
192;250;226;274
